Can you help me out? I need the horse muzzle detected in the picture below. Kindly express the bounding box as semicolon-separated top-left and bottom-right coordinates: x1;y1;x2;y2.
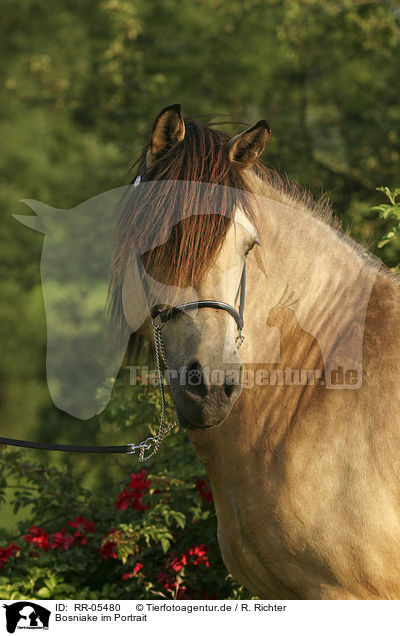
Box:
169;359;243;429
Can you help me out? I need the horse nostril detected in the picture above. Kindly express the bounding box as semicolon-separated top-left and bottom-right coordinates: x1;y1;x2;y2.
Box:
182;360;242;401
224;382;235;398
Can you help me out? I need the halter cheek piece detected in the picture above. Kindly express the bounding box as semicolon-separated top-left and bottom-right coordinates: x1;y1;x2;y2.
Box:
0;169;247;460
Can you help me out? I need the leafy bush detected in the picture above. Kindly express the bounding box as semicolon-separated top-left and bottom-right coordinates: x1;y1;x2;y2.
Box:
372;186;400;271
0;383;252;600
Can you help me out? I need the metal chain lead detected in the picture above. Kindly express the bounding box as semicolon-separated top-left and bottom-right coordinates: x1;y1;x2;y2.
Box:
126;319;176;461
235;329;245;350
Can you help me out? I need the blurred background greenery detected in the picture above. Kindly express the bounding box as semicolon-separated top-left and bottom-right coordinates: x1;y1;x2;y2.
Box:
0;0;399;533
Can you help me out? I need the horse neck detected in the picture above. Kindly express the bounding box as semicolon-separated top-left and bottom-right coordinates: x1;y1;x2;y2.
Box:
189;179;400;470
243;185;380;376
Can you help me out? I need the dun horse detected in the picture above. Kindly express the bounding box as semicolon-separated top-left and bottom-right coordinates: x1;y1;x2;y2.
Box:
110;104;400;599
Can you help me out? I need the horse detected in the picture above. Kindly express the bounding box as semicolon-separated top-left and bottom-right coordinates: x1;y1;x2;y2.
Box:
109;104;400;599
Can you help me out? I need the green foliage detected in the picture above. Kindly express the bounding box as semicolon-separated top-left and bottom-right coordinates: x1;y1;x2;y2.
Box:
372;187;400;270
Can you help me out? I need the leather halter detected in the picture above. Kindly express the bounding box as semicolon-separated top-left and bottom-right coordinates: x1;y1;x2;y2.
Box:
150;262;246;337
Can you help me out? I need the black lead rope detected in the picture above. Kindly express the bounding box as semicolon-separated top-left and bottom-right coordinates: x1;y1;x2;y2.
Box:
0;263;247;456
0;437;133;454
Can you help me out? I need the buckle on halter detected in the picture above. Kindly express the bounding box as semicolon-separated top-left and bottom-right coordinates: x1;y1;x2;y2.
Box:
151;306;163;324
151;306;171;330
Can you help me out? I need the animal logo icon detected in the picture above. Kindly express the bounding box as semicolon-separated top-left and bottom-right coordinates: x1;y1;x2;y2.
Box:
188;368;202;386
266;284;299;329
3;602;50;634
267;284;325;373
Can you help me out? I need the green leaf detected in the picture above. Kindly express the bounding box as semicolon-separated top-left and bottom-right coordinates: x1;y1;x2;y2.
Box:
170;511;186;529
377;233;395;248
37;587;51;598
160;536;171;553
376;186;396;205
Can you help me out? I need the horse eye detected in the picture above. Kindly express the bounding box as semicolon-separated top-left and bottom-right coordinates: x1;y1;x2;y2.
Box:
245;239;260;256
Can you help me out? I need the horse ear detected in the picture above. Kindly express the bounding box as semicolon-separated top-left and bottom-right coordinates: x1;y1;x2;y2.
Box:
225;120;271;168
12;199;59;233
147;104;185;164
13;214;44;233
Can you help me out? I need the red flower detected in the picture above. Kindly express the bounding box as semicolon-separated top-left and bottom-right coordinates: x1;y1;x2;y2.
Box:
157;571;171;588
133;561;144;574
115;488;149;512
99;530;119;561
67;516;96;533
156;573;189;599
188;545;210;567
0;543;19;568
168;553;187;572
163;544;210;580
121;562;144;580
157;544;211;599
195;478;213;502
198;590;219;599
116;469;151;512
99;541;117;560
49;517;96;550
73;532;88;546
24;526;49;552
128;470;151;491
51;529;74;551
67;517;95;544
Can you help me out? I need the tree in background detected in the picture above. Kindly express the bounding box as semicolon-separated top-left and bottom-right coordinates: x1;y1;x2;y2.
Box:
0;0;399;593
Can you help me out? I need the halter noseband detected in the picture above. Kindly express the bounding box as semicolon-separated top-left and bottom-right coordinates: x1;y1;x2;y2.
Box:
150;262;247;348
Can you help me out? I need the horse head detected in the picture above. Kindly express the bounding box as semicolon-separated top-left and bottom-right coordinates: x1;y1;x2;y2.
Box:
112;104;270;429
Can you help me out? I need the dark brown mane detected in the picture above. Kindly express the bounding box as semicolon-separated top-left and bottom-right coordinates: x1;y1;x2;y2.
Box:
108;118;262;353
